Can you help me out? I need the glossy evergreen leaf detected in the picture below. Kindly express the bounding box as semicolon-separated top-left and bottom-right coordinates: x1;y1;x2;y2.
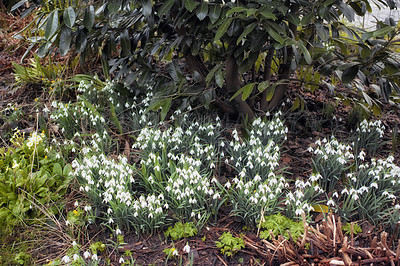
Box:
342;65;359;84
59;26;71;56
45;10;59;40
63;7;76;29
215;17;233;42
209;4;221;24
184;0;198;12
158;0;175;16
196;3;208;21
83;5;95;30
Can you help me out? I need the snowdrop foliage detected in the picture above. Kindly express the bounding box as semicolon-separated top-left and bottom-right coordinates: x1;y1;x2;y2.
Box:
309;137;353;192
133;118;223;226
354;119;385;155
224;115;289;225
285;178;325;219
338;156;400;223
70;154;151;231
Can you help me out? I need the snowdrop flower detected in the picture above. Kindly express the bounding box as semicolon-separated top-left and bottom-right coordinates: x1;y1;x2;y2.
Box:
327;199;335;207
83;251;90;259
61;255;71;263
119;257;125;263
73;254;80;261
183;243;191;253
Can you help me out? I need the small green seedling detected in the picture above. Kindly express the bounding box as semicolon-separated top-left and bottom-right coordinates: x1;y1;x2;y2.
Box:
342;223;362;236
165;222;198;240
259;213;304;241
215;232;245;257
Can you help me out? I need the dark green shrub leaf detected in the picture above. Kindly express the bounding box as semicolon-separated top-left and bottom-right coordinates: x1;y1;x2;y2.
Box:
184;0;198;12
196;3;208;21
215;17;233;42
59;26;71;56
63;7;76;29
241;83;256;101
108;0;122;14
209;4;221;24
37;42;52;57
342;65;359;84
75;28;87;53
140;0;152;17
159;0;175;17
83;5;95;30
45;10;59;40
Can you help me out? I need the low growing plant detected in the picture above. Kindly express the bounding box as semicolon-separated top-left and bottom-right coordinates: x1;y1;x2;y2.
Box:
259;213;304;242
215;232;245;257
0;131;70;231
309;137;353;192
164;222;198;241
342;223;362;236
353;119;385;156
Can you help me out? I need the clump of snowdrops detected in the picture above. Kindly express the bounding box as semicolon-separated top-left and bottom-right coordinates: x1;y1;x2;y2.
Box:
309;137;353;192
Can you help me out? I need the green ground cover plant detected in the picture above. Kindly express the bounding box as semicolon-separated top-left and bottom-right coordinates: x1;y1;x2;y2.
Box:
0;130;70;232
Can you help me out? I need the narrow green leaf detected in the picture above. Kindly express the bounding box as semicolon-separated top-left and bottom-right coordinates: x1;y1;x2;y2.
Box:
265;85;275;101
63;7;76;29
292;97;300;111
257;81;269;92
241;83;256;101
236;22;256;45
258;10;277;20
298;42;312;64
83;5;95;30
267;27;283;44
209;4;221;24
158;0;175;16
372;26;393;37
215;17;233;42
206;65;220;85
226;6;247;16
196;3;208;21
141;0;152;17
45;10;59;40
342;65;359;84
215;68;224;88
110;103;123;134
161;98;172;121
184;0;199;12
75;28;87;53
120;29;131;57
230;86;245;101
37;42;52;57
59;26;71;56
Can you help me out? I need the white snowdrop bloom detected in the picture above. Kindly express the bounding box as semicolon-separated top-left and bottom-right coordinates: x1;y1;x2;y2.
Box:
295;209;304;216
83;251;90;259
119;257;125;263
116;228;122;235
73;254;80;261
183;243;190;253
327;199;335;206
61;255;71;263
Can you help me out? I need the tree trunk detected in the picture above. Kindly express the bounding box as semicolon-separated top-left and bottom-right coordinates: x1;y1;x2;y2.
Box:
261;46;275;111
265;2;299;110
226;55;254;119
